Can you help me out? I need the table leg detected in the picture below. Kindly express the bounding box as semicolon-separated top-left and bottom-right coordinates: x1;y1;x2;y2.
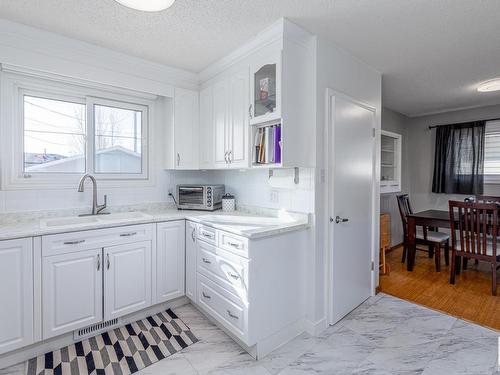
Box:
407;216;417;271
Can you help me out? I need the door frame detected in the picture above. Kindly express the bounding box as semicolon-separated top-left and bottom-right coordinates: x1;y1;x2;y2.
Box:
324;88;380;325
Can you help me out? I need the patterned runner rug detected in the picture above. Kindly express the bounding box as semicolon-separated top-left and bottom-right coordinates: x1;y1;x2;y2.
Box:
26;309;198;375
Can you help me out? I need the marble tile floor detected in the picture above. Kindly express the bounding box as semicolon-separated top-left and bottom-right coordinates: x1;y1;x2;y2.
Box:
1;293;499;375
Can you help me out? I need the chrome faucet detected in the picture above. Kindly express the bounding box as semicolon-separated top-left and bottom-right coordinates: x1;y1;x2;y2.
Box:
77;174;108;216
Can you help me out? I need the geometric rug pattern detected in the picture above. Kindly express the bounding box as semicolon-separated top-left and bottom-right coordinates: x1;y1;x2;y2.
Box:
26;309;198;375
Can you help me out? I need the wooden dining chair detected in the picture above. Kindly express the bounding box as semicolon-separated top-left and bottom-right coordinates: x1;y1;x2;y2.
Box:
397;194;450;271
449;200;500;295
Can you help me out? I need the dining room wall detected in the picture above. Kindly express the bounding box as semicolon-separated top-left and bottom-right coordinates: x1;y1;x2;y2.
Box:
406;103;500;212
380;107;410;246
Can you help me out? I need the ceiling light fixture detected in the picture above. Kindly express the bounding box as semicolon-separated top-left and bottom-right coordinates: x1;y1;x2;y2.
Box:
115;0;175;12
478;78;500;93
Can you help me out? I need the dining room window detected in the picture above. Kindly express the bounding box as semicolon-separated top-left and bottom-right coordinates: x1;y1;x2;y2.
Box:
484;120;500;182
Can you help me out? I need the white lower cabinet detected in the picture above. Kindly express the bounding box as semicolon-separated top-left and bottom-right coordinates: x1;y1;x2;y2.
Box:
185;221;197;301
0;238;34;355
104;241;152;320
156;221;185;303
42;248;103;339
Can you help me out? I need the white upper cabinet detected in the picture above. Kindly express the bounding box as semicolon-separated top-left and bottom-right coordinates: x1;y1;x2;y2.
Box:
0;238;34;354
228;67;250;168
213;79;229;168
199;86;214;169
170;88;199;169
155;221;186;303
42;248;103;339
249;51;281;125
104;241;152;320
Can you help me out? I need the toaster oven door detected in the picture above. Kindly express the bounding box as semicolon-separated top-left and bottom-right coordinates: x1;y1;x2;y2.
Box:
178;187;205;207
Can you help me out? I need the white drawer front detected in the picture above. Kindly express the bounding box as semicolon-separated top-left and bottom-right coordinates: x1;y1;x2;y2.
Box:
197;241;248;300
218;231;248;257
197;274;245;337
197;224;217;246
42;224;153;256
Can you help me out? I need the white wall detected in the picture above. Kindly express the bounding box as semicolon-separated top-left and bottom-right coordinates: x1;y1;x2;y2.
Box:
380;108;410;247
312;36;382;325
406;104;500;212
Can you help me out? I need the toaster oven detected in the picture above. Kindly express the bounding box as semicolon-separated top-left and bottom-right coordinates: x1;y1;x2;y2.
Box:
177;185;225;211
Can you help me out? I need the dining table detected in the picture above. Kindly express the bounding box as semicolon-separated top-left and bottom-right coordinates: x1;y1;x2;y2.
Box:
406;209;451;271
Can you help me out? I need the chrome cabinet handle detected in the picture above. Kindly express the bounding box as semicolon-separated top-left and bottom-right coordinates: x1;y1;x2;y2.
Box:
228;151;232;163
227;310;239;319
191;227;196;242
97;254;101;271
224;151;229;164
202;232;213;239
227;272;240;280
248;104;253;119
120;232;137;237
202;292;211;299
177;153;180;166
63;239;85;245
227;241;240;249
107;254;110;270
334;216;349;224
202;258;211;264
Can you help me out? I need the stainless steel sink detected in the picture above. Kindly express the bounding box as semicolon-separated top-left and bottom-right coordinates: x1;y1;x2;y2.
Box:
40;211;152;229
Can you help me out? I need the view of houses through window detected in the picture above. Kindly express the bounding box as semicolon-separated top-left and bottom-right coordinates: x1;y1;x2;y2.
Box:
23;95;144;176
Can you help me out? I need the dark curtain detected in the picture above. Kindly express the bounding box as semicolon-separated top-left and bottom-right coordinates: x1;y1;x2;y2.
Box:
432;121;485;194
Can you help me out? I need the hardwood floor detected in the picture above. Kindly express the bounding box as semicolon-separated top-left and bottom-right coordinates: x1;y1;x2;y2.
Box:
380;245;500;331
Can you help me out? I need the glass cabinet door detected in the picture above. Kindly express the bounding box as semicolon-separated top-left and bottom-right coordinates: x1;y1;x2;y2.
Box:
250;52;281;124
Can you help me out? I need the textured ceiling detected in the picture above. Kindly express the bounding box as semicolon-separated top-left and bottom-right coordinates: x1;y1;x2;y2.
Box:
1;0;500;116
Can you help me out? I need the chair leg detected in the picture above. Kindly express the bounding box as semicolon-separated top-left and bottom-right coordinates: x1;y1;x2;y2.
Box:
434;245;441;272
492;262;497;296
463;257;468;270
428;244;434;258
456;255;462;275
401;242;407;263
444;240;449;266
450;252;456;284
475;259;479;266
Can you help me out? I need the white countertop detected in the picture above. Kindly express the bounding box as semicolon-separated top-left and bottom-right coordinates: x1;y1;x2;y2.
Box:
0;207;309;241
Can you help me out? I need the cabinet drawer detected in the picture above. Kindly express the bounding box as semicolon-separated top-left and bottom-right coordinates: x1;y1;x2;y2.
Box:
42;224;153;256
197;224;217;245
197;241;248;299
197;274;245;336
219;231;248;257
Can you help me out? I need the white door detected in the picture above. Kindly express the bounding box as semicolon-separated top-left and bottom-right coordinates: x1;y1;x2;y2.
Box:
329;93;375;324
43;248;103;339
213;79;229;168
228;67;250;168
156;221;186;303
199;86;214;169
174;88;199;169
104;241;151;320
185;221;197;301
0;238;33;354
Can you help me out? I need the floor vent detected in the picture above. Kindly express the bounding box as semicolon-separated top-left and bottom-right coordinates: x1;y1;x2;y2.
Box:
74;318;120;340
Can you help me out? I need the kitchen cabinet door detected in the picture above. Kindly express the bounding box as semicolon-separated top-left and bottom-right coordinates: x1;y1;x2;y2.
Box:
199;86;214;169
42;248;103;339
249;50;282;125
174;88;199;169
104;241;152;320
156;221;186;303
228;67;250;169
185;221;197;302
213;79;229;168
0;238;33;354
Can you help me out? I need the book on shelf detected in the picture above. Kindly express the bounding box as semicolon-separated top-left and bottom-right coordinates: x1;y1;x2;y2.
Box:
254;124;281;164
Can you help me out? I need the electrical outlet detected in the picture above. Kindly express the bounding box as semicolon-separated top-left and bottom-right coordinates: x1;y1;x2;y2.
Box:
270;190;279;203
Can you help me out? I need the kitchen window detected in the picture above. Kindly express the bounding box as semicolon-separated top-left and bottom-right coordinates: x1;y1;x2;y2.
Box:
1;72;152;189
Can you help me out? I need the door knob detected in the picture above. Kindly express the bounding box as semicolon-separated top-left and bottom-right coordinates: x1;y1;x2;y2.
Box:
334;216;349;224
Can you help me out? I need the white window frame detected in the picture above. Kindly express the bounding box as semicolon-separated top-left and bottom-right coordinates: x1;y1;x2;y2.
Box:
484;120;500;184
1;71;155;190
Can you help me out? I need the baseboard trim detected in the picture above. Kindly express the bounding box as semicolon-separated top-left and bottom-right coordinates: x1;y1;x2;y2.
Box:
0;297;189;369
304;317;328;336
